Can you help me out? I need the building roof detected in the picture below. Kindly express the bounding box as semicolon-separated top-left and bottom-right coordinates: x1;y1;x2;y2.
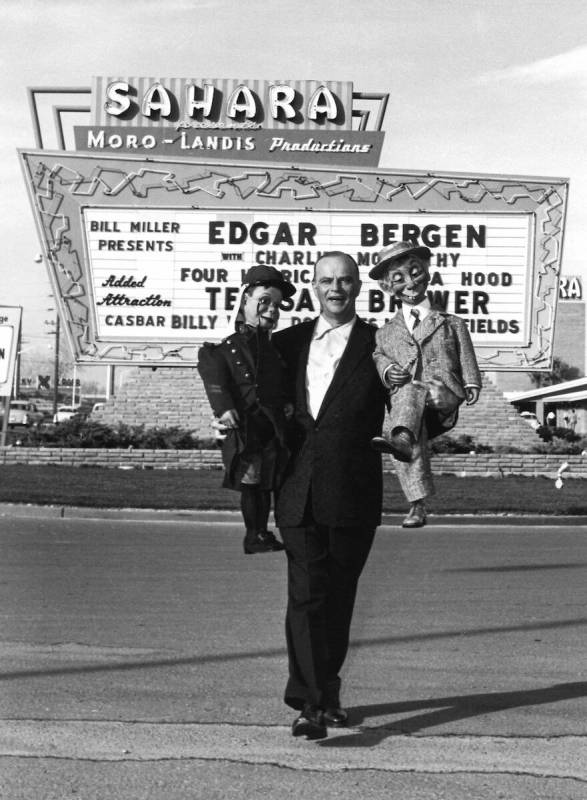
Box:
507;377;587;404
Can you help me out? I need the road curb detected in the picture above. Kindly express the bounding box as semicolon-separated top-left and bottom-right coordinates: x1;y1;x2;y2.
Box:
1;502;587;526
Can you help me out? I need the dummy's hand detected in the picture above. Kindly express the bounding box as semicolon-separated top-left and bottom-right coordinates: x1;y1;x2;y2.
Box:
465;386;480;405
384;364;411;387
284;402;294;421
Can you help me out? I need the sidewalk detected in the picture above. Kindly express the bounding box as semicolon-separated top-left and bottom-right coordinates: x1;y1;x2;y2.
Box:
4;719;585;795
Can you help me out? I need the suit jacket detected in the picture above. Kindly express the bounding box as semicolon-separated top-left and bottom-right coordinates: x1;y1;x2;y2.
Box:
273;317;387;529
373;308;482;400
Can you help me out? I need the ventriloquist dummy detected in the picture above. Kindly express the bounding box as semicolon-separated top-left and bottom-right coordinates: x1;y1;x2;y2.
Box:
369;241;482;528
197;265;296;553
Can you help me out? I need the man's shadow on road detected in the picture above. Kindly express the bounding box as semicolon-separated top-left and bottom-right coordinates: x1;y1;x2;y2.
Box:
319;682;587;748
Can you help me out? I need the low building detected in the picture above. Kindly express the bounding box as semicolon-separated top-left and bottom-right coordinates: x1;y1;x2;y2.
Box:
507;377;587;435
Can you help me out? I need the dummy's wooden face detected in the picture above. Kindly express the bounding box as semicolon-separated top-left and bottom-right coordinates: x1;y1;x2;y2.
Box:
386;256;430;305
243;284;284;330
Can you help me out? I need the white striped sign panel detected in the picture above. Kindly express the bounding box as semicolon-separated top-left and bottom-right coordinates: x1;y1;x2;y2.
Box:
91;76;354;131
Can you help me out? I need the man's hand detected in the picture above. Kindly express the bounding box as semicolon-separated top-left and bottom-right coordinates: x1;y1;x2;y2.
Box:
284;402;294;421
211;417;228;442
384;364;411;387
212;410;239;442
218;409;240;428
465;386;480;405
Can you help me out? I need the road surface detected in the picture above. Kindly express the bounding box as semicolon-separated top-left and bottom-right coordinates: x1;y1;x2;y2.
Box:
0;509;586;798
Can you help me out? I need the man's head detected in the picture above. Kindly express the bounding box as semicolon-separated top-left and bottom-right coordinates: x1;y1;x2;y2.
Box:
369;241;432;306
312;251;361;325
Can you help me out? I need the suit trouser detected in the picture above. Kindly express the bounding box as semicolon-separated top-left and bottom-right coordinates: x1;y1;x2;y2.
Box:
394;424;435;502
382;382;433;502
280;522;375;710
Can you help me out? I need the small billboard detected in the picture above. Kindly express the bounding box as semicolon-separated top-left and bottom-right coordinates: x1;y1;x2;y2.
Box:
0;306;22;397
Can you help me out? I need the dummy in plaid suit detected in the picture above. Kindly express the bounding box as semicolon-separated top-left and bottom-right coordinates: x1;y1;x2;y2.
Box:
373;307;482;501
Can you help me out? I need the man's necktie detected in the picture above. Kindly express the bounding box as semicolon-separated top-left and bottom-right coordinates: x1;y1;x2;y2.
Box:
410;308;420;330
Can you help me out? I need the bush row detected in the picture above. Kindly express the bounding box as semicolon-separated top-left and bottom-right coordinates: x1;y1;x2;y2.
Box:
12;418;587;455
427;429;587;455
18;418;217;450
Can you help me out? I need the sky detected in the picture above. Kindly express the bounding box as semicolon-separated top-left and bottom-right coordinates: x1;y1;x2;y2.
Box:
2;0;587;369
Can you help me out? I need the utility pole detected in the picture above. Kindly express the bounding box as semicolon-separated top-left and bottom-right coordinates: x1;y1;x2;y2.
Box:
45;296;61;418
52;315;60;418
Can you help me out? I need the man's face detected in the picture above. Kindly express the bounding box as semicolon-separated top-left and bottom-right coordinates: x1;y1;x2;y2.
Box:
385;255;430;305
312;255;361;325
243;284;283;330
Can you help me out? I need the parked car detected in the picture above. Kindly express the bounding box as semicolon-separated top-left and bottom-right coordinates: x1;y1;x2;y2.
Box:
6;400;45;427
91;402;105;414
519;410;541;430
53;405;81;424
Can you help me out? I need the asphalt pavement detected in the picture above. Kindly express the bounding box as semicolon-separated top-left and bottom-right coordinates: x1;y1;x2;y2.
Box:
0;507;586;799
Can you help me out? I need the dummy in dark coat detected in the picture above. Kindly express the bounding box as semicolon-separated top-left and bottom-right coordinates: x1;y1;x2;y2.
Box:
197;325;291;490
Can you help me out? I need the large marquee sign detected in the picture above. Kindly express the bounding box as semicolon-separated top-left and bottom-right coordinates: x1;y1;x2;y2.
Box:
19;149;568;370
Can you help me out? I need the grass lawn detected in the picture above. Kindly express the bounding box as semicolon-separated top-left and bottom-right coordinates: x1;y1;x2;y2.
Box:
0;465;585;515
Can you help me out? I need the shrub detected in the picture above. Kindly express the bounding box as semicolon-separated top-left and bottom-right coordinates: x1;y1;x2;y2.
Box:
536;425;581;443
129;425;198;450
493;444;526;454
531;435;587;455
429;433;493;454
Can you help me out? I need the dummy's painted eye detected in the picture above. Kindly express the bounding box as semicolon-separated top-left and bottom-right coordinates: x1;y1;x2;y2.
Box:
257;296;280;311
391;271;404;283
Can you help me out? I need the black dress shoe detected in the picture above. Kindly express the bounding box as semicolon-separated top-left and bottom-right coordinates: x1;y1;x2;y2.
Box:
243;530;285;554
402;501;427;528
371;432;413;462
291;705;327;740
323;707;348;728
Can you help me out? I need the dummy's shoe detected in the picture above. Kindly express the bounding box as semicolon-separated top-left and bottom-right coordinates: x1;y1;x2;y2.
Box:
371;430;413;462
402;501;427;528
243;530;285;554
371;436;393;453
323;707;349;728
291;705;327;740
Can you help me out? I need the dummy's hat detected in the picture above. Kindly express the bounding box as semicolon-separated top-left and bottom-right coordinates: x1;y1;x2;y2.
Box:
242;265;296;298
368;241;432;280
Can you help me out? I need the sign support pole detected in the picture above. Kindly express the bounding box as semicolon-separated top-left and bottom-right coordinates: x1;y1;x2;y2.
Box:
52;315;60;418
1;395;10;448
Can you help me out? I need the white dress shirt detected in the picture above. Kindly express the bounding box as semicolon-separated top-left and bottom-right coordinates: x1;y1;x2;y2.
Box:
402;297;431;331
306;315;356;418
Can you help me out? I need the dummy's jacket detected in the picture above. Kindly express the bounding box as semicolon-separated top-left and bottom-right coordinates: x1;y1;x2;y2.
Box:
373;307;482;437
197;326;290;489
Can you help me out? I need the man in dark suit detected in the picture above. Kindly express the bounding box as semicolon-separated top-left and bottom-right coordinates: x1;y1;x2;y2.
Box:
273;251;387;740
